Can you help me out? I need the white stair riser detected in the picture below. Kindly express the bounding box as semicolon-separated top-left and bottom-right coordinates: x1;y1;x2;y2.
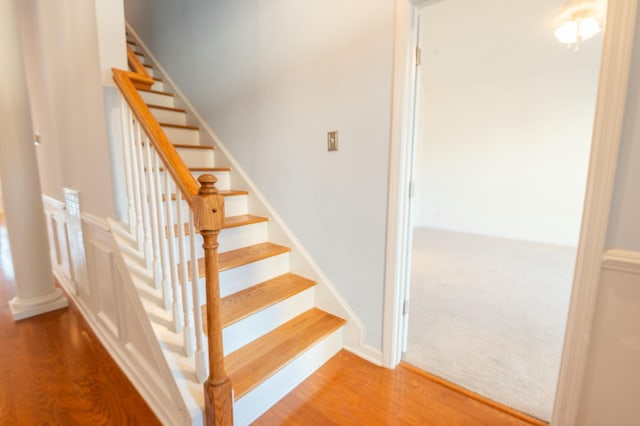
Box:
149;107;186;126
213;253;291;299
233;328;343;426
222;287;314;356
152;170;229;191
139;90;174;108
135;53;146;64
222;195;248;217
144;65;155;77
168;194;247;221
126;42;137;52
191;170;230;191
153;170;229;191
219;222;267;253
162;126;200;146
151;80;165;92
166;221;266;260
176;147;215;168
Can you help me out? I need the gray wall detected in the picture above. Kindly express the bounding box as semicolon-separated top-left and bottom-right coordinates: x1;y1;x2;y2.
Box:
125;0;395;349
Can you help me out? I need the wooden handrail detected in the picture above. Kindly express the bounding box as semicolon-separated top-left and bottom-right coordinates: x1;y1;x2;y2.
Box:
126;46;153;89
114;40;233;425
112;68;199;207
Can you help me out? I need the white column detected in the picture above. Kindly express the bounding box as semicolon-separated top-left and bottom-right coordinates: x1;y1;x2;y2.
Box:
0;0;67;320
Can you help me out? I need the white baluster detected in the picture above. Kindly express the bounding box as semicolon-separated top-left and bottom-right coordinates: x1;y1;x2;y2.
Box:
119;98;136;233
152;151;172;310
176;186;195;356
143;137;163;290
134;122;153;270
128;115;145;255
189;210;208;383
163;170;184;333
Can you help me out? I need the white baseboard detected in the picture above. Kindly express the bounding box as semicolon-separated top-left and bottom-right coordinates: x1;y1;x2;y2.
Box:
344;343;384;366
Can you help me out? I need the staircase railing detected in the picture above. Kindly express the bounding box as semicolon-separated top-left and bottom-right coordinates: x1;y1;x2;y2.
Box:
113;50;233;424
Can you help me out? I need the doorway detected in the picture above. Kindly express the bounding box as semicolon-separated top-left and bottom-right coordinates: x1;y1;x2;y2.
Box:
401;0;603;421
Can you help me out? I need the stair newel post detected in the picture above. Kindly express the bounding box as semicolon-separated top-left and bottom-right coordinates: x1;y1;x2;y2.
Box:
194;174;233;426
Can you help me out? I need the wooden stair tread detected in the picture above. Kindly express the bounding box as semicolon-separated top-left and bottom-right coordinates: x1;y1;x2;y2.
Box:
166;214;268;237
223;214;268;228
160;122;199;130
144;166;230;173
218;242;291;271
185;242;290;280
172;143;213;150
219;190;248;196
225;308;345;400
162;190;247;202
138;88;172;96
189;166;231;172
147;104;185;113
220;273;316;328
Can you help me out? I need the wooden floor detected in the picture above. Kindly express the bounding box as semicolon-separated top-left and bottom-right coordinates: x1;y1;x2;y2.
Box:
0;215;546;425
0;216;159;425
256;350;546;425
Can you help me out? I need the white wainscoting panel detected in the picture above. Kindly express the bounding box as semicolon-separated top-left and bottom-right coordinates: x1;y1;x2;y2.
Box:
576;250;640;426
42;197;192;425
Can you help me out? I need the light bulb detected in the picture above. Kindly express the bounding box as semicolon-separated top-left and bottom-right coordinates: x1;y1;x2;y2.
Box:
578;16;602;40
554;20;578;44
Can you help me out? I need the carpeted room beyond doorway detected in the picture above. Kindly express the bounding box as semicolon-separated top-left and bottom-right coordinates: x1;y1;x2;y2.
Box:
403;227;576;421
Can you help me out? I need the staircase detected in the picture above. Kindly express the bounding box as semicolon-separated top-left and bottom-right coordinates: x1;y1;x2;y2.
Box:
113;35;347;425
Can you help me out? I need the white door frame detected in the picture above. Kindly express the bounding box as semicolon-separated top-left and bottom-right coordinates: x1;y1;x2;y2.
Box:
383;1;638;425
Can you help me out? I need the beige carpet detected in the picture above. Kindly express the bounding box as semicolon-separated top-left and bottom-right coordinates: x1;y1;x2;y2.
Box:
403;228;576;421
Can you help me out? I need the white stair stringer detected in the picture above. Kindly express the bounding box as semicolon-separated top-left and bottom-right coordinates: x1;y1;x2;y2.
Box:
103;219;195;426
109;219;206;426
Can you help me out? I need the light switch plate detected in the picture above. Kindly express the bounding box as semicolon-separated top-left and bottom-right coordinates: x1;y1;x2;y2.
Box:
328;131;338;151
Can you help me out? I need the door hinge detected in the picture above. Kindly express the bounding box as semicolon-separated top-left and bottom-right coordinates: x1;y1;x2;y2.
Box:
416;47;422;66
402;300;409;316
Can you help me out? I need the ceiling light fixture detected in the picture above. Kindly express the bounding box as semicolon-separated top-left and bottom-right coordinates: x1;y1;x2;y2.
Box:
554;0;605;49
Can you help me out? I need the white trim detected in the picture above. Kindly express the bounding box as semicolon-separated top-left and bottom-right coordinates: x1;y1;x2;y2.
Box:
602;249;640;275
551;1;638;424
43;194;65;210
344;343;384;366
125;24;372;356
9;289;68;320
382;0;419;369
82;212;110;231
